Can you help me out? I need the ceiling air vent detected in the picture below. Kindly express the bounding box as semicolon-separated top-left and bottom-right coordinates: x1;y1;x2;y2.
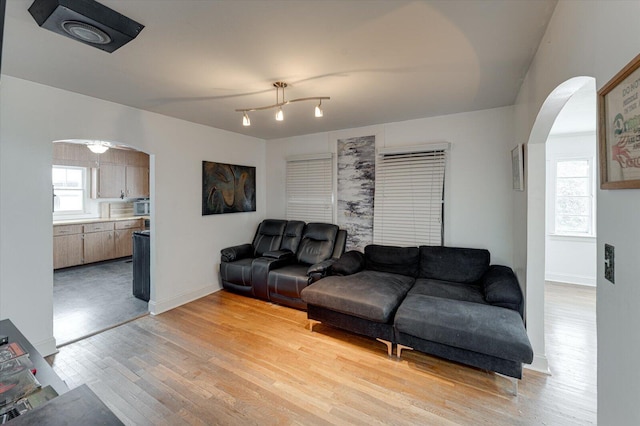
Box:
28;0;144;53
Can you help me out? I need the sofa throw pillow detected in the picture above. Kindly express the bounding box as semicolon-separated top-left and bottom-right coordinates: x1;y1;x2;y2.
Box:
365;245;420;277
419;246;490;283
331;250;365;276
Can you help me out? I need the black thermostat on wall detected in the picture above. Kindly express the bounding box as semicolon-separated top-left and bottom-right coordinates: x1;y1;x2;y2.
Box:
0;334;8;345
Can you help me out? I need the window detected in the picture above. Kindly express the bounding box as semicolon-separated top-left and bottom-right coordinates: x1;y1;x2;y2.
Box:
286;154;334;223
373;144;447;246
52;166;86;213
554;158;594;236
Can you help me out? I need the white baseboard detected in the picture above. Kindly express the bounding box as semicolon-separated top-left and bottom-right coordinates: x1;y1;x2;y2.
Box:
525;354;550;375
149;285;220;315
545;272;596;287
34;336;59;358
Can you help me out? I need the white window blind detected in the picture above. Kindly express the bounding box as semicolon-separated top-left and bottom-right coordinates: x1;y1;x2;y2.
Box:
373;145;447;246
286;154;334;223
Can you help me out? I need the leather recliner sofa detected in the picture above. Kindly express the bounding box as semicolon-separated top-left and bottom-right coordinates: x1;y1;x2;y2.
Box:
220;219;346;309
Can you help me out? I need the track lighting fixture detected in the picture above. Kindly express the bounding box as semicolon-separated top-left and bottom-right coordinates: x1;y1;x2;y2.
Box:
236;82;329;126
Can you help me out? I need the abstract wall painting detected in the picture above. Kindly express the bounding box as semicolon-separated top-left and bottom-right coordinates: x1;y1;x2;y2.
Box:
202;161;256;215
337;135;376;251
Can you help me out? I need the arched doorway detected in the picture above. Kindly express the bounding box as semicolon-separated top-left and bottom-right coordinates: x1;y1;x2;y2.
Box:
524;76;596;374
51;139;153;346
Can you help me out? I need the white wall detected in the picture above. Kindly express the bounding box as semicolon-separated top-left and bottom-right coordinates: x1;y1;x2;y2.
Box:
267;107;515;267
0;76;265;355
545;133;597;286
513;1;640;423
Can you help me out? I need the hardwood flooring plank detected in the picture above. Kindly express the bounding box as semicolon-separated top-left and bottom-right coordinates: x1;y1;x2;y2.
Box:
47;286;596;425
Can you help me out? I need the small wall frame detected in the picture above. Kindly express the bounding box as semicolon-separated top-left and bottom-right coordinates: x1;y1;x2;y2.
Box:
511;144;524;191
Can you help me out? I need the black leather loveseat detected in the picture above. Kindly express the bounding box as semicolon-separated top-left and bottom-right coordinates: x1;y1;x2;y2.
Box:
220;219;346;309
300;244;533;379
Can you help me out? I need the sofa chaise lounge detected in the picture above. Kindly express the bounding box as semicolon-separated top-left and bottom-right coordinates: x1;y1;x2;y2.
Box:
300;244;534;379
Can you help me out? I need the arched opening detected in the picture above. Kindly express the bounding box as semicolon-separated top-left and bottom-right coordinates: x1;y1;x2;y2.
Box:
51;139;154;346
525;76;597;376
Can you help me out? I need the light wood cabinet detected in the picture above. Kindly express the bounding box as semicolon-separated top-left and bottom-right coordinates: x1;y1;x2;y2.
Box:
54;219;142;269
83;221;116;264
114;219;143;258
92;164;149;199
95;164;126;198
53;225;84;269
83;229;115;264
125;166;149;198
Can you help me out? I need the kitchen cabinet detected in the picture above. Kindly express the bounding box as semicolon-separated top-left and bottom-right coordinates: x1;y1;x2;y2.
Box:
95;164;126;198
92;164;149;199
114;219;143;258
54;219;143;269
53;225;83;269
83;222;115;264
125;166;149;198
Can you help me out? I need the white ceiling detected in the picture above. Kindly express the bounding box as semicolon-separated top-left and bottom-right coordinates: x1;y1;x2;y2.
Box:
3;0;558;140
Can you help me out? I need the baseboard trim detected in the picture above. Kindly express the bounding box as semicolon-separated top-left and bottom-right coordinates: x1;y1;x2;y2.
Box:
525;354;550;375
545;273;596;287
34;336;58;358
149;285;220;315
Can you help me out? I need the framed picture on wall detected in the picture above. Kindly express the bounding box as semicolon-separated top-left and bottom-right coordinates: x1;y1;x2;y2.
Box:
511;144;524;191
598;53;640;189
202;161;256;215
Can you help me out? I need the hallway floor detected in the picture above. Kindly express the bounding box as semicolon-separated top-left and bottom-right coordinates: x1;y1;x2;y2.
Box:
53;258;148;346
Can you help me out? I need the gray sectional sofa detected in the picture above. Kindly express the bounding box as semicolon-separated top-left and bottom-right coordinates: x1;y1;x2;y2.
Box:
300;244;534;379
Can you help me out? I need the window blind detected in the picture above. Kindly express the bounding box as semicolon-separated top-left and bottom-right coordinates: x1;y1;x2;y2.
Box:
286;154;334;223
373;146;447;246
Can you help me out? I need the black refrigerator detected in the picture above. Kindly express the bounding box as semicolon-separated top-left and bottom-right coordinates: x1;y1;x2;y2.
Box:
132;230;150;302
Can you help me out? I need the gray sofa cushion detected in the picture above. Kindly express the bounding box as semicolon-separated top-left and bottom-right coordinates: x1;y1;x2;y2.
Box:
395;294;533;363
301;270;415;323
365;245;420;277
419;246;490;283
331;250;365;276
482;265;524;314
410;278;487;305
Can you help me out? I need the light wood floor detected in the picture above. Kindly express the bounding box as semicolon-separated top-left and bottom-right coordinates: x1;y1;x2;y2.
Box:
46;283;596;425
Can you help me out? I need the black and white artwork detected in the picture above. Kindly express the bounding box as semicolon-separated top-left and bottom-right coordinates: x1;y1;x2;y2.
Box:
337;135;376;251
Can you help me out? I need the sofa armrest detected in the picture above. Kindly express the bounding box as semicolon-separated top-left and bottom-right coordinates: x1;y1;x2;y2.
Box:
330;250;365;276
307;259;336;283
221;243;254;262
263;249;294;260
482;265;524;317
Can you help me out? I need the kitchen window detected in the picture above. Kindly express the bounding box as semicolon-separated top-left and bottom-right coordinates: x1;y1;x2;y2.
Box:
52;166;86;214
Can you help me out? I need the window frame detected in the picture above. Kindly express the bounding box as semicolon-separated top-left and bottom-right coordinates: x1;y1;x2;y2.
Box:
551;156;596;237
52;165;88;216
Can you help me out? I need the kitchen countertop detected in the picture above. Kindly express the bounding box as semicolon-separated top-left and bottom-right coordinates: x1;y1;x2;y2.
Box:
53;216;149;226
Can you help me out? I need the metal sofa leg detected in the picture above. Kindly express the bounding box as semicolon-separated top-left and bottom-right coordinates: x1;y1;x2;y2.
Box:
396;344;413;359
308;320;320;332
496;373;519;396
376;338;393;357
